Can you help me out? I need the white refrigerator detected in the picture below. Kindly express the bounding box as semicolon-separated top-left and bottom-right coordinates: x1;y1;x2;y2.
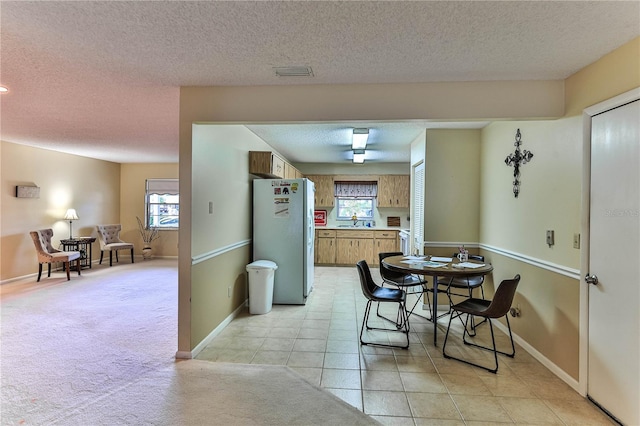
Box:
253;178;315;304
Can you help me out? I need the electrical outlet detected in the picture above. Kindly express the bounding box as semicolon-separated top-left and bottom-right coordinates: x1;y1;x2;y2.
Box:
573;233;581;249
228;287;231;298
209;201;214;215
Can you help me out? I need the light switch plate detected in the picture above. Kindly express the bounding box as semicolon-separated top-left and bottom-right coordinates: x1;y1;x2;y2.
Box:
573;233;581;249
546;230;554;246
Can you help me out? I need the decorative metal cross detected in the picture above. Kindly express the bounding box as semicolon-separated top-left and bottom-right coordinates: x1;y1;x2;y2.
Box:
504;129;534;198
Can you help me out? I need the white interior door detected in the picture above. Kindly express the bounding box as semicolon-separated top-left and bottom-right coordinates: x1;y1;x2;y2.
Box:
588;99;639;425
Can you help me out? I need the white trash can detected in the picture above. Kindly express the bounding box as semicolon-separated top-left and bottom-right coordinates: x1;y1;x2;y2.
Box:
246;260;278;314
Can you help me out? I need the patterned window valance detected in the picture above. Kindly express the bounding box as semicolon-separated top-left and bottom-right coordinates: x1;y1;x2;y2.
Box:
334;181;378;198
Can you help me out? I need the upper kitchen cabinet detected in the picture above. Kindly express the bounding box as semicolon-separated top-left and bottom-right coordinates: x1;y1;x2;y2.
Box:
284;162;304;179
306;175;334;207
249;151;302;179
377;175;410;208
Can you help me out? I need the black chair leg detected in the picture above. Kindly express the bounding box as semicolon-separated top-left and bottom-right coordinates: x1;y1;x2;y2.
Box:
77;258;81;275
115;251;119;263
47;263;52;277
443;311;515;374
37;264;43;282
100;252;104;264
360;300;409;349
130;248;134;263
109;251;113;267
376;299;406;329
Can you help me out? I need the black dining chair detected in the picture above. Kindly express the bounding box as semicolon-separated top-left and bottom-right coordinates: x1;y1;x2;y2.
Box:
442;274;521;373
435;253;487;333
378;252;429;323
356;260;410;349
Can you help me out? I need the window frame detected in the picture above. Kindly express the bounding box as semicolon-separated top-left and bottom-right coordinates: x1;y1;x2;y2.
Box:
145;179;180;230
336;197;375;221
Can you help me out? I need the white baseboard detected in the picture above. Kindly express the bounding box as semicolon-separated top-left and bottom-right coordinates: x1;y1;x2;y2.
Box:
492;321;580;393
417;303;580;393
179;300;248;360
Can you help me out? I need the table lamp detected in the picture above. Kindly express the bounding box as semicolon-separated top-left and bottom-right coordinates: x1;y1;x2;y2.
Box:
64;208;79;239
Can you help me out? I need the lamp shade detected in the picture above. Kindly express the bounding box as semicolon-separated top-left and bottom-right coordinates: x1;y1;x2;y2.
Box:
64;208;79;221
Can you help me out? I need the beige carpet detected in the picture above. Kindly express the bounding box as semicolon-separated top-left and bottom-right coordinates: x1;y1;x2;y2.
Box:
0;259;378;425
48;360;378;425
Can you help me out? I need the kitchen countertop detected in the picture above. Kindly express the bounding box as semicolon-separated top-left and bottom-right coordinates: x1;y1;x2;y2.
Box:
317;226;405;232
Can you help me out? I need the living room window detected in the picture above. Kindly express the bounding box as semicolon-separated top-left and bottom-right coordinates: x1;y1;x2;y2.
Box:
145;179;179;229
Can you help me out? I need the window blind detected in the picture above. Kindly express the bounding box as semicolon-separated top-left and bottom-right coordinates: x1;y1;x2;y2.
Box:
334;181;377;198
146;179;179;195
413;163;425;255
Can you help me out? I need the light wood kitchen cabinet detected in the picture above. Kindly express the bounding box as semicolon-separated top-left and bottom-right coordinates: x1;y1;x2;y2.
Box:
377;175;410;208
315;229;336;264
249;151;285;178
306;175;335;207
373;230;399;263
284;162;296;179
336;230;374;265
249;151;302;179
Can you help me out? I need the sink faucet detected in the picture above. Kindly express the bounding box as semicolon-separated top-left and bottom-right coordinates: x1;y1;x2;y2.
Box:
352;215;358;226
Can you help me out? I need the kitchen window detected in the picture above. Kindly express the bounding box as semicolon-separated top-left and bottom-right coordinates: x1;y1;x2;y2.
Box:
336;198;374;220
334;181;377;220
145;179;179;229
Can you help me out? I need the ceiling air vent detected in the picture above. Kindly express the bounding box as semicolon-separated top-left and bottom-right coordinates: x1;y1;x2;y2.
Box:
273;66;314;78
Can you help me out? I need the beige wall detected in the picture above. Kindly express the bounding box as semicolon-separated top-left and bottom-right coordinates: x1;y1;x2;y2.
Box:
478;119;582;378
120;163;179;257
180;81;564;123
425;129;481;244
187;124;274;348
478;250;580;379
1;141;120;280
480;119;582;267
565;37;640;117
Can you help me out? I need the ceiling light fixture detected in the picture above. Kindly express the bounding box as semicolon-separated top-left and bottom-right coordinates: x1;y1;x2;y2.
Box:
352;128;369;150
352;149;366;164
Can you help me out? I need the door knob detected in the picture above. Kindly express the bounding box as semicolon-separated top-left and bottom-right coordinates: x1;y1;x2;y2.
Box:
585;274;598;285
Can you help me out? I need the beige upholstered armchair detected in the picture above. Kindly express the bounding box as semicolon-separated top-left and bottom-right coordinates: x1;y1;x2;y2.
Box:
30;229;81;282
96;224;134;266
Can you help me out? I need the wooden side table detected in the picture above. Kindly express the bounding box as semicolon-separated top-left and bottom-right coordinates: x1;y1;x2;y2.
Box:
60;237;96;269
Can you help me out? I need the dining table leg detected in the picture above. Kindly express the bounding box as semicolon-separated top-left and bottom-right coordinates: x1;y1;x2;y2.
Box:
432;276;438;345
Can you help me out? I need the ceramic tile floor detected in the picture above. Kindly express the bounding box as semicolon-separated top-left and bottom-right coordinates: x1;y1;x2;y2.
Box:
197;266;614;425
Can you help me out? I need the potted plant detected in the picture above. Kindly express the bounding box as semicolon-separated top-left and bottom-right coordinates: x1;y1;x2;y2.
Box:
136;216;159;259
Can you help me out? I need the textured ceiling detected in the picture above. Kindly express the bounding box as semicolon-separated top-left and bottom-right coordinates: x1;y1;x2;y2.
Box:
1;1;638;163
